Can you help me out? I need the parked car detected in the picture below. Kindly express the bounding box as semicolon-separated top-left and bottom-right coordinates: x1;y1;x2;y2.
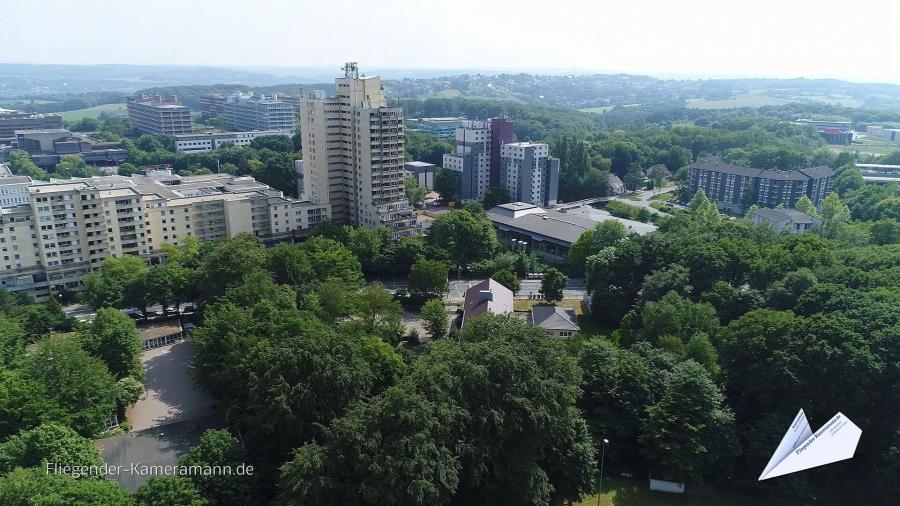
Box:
527;272;544;280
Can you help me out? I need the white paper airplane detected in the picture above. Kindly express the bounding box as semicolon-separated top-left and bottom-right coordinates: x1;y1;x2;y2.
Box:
758;409;862;480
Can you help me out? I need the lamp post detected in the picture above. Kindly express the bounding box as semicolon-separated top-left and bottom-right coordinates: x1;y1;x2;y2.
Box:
596;438;609;506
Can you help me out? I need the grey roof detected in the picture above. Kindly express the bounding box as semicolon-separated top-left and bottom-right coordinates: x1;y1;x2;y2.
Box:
462;279;514;326
488;207;598;245
691;157;760;177
0;176;33;185
753;207;817;224
530;305;580;331
798;166;836;179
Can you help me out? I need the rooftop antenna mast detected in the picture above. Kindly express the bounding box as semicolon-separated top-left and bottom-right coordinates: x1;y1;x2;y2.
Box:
342;62;359;79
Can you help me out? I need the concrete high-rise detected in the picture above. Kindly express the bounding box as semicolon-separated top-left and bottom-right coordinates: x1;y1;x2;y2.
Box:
442;118;513;202
224;94;296;133
298;63;418;237
127;94;194;135
499;142;560;206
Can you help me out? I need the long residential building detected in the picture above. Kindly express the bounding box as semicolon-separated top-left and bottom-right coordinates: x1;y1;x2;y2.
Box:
225;94;296;133
0;170;329;301
174;130;291;153
687;157;834;213
298;63;418;237
0;108;63;137
127;94;194;135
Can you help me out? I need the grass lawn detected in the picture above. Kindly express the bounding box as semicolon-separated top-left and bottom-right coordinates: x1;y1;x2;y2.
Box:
0;99;56;106
576;477;801;506
651;191;675;201
578;106;614;113
513;298;583;313
60;103;126;122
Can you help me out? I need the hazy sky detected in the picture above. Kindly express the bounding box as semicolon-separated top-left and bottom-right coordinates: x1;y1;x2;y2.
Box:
4;0;900;83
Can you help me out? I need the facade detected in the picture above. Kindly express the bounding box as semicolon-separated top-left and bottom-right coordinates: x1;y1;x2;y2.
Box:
224;94;296;133
298;63;418;237
687;157;834;214
0;170;329;301
608;174;625;195
856;163;900;185
404;161;436;190
795;119;852;144
0;108;63;138
419;117;464;137
127;94;194;135
752;208;821;233
174;130;291;153
442;118;516;202
14;129;128;170
198;94;228;116
529;305;580;339
499;142;560;206
461;278;514;328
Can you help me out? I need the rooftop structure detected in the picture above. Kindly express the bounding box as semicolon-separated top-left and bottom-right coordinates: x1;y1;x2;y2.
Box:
404;161;436;190
419;117;464;137
13;129;128;169
461;278;514;328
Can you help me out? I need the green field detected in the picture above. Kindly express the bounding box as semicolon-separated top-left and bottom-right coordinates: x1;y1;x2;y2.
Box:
576;477;802;506
579;106;615;113
59;103;126;122
828;134;900;156
685;95;790;110
0;99;56;106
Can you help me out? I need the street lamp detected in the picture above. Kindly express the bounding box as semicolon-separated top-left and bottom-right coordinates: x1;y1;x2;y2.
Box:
597;438;609;506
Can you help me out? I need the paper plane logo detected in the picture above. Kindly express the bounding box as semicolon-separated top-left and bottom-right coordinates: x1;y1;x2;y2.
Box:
758;409;862;480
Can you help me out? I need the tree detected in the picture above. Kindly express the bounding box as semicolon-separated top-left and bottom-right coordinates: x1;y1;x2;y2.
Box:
639;361;738;482
408;259;449;298
298;236;364;288
404;178;427;206
482;186;511;209
135;477;208;506
23;335;119;436
819;192;851;237
316;279;354;323
744;203;759;221
266;243;312;287
0;468;132;505
420;298;448;339
434;167;458;201
638;291;720;344
0;423;104;473
146;262;191;315
178;430;250;505
5;150;49;180
568;220;626;273
82;255;150;309
354;283;403;338
79;308;143;380
492;268;520;294
282;315;595;505
194;234;268;302
540;268;567;303
870;219;900;245
427;209;499;266
250;134;293;152
795;195;817;216
55;155;99;178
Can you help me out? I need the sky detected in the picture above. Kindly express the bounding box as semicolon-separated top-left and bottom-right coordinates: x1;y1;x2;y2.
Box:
3;0;900;84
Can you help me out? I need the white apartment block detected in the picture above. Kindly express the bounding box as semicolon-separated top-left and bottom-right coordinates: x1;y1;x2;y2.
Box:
499;142;560;207
174;130;292;153
0;171;329;301
443;120;492;201
127;94;194;135
299;63;418;237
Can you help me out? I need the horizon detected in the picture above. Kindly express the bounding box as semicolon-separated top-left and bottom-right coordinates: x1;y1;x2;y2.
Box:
3;0;899;85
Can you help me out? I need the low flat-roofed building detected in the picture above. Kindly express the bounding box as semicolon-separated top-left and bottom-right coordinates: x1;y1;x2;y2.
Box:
0;108;63;137
14;129;128;169
487;202;653;264
529;304;580;339
419;117;464;137
461;278;514;328
174;130;291;153
752;207;821;234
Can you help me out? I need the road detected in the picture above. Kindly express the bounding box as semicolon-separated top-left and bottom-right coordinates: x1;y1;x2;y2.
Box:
609;186;676;215
380;277;586;301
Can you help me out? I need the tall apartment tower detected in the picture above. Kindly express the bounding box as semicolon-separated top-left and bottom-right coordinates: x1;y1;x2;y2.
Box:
499;142;560;206
299;63;418;237
442;118;513;202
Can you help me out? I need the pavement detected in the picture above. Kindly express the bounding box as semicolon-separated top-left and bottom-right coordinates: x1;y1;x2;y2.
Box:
126;341;218;432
